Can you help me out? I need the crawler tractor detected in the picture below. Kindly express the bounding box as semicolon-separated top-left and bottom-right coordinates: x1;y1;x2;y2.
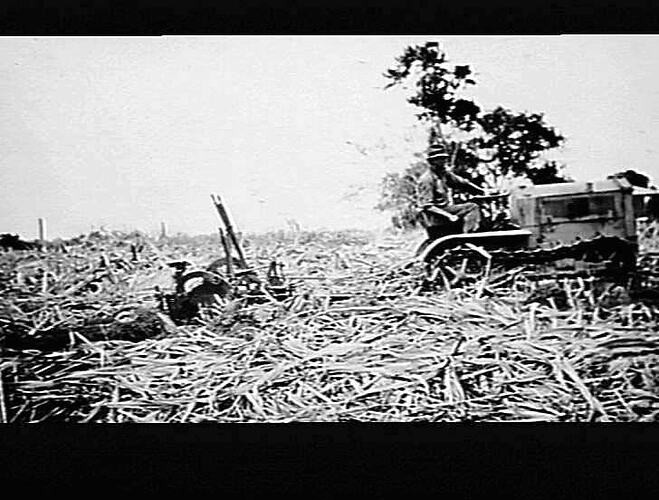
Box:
416;177;659;291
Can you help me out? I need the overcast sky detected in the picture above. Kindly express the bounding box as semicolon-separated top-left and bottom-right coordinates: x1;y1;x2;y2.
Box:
1;36;658;238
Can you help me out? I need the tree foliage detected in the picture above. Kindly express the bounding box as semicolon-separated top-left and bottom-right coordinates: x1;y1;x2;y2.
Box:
379;42;571;228
375;155;427;229
384;43;480;132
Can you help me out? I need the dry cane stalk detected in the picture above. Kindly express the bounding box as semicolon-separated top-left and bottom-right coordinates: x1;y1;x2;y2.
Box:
0;368;7;423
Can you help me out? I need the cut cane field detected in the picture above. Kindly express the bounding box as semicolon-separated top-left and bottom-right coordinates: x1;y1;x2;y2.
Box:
1;222;658;423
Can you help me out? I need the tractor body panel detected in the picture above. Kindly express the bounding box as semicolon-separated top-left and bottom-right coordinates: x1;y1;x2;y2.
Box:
509;178;638;249
632;187;659;219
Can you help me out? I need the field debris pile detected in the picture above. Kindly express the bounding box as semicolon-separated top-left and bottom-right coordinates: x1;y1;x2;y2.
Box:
1;229;658;422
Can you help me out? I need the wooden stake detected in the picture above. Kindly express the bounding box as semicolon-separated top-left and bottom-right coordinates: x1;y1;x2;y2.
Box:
38;218;46;242
160;222;167;239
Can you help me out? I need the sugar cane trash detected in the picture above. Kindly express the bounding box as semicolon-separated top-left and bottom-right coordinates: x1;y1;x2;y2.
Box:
0;186;658;422
0;226;657;422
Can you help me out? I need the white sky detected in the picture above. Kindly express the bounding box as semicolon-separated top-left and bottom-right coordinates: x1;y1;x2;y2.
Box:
1;35;658;238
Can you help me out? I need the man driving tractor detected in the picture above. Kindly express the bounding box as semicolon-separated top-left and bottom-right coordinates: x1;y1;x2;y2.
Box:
417;143;487;239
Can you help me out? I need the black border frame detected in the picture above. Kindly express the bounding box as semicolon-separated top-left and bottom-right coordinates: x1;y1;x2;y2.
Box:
1;0;659;35
1;1;658;495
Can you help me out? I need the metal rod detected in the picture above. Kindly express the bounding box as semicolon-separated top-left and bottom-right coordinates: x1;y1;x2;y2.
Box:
219;227;234;279
211;194;248;268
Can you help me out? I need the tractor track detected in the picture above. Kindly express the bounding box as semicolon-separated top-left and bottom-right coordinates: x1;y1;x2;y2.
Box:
425;234;659;293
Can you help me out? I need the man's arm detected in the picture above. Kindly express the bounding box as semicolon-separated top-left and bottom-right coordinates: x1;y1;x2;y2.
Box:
446;171;485;195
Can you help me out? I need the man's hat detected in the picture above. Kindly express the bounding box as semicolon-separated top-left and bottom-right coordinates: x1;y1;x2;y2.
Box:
427;144;449;161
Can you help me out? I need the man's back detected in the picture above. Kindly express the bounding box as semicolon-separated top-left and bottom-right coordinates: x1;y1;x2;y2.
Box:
418;170;451;207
